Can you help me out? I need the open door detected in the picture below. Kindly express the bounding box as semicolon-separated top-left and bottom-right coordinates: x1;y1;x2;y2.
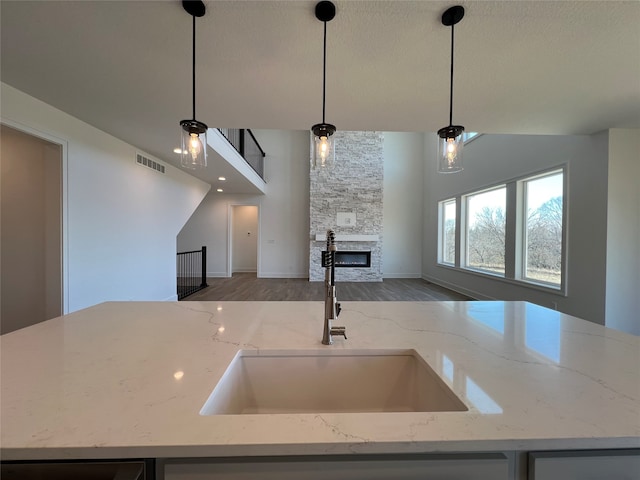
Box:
230;205;258;277
1;124;62;334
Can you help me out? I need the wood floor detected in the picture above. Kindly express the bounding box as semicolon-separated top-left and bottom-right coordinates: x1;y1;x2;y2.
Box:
184;273;471;302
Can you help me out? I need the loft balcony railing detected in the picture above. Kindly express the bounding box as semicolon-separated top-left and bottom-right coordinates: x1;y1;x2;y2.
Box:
217;129;266;180
177;246;208;300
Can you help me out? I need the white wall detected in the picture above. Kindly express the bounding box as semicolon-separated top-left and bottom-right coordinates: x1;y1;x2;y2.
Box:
422;132;610;325
178;129;309;278
606;128;640;335
232;205;258;273
1;83;210;312
383;132;424;278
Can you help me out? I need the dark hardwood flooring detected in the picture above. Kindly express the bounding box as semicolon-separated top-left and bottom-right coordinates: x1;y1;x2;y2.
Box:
184;273;471;302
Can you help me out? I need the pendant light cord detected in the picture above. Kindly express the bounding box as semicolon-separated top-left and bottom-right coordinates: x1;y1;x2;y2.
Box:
449;22;455;127
192;14;196;121
322;20;327;124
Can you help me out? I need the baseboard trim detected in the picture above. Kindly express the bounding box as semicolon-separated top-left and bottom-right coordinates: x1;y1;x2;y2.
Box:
258;273;308;279
421;274;492;300
207;272;229;278
383;273;422;279
163;294;178;301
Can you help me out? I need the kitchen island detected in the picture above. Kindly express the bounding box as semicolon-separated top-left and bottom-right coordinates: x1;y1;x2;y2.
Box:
1;301;639;478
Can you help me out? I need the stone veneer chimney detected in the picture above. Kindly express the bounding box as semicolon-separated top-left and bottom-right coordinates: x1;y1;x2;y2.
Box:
309;131;384;282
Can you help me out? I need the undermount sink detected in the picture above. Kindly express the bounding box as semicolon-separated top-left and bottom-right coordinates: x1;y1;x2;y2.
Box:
200;349;468;415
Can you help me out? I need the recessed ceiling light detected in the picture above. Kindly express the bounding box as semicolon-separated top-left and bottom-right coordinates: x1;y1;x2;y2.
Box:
218;176;226;181
217;188;223;192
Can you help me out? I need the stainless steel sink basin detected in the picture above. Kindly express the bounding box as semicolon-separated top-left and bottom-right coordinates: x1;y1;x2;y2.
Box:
200;349;468;415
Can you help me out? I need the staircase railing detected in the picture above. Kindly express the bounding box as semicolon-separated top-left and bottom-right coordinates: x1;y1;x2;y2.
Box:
217;128;265;180
177;246;208;300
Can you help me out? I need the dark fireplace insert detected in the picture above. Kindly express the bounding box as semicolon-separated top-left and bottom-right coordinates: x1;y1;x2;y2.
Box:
321;250;371;268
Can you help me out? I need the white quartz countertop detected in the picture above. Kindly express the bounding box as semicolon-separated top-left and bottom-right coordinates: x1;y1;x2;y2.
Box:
1;301;639;460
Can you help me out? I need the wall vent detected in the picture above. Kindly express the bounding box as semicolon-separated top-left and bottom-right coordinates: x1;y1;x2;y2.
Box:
136;153;165;174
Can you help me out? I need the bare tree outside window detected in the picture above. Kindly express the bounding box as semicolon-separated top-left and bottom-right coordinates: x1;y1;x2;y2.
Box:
442;200;456;264
524;173;563;286
465;188;506;275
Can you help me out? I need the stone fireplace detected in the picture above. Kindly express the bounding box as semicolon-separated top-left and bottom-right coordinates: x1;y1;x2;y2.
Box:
309;131;383;282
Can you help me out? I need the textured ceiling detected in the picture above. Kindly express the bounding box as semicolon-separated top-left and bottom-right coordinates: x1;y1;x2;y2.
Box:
1;1;639;189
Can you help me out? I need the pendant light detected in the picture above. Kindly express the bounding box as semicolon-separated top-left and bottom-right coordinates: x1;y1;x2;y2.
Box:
179;0;208;169
311;1;337;169
437;5;465;174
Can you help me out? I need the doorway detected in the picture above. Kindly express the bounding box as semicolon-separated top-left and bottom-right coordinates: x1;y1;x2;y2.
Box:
1;124;63;334
229;205;259;277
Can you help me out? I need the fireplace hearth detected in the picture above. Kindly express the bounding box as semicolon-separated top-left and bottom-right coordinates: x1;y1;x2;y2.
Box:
321;251;371;268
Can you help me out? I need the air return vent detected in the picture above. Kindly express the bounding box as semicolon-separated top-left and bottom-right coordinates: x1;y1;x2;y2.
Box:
136;153;165;174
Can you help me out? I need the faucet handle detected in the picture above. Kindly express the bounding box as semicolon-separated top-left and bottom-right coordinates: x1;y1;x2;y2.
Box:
330;326;347;339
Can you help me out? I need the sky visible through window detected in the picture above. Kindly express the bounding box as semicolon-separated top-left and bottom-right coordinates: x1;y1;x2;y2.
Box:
466;188;505;228
526;173;563;211
444;201;455;220
466;174;562;226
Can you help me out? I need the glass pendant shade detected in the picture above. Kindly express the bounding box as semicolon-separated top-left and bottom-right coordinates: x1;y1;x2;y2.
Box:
311;123;336;169
437;125;464;173
180;119;208;169
179;2;207;171
311;2;337;170
437;5;465;174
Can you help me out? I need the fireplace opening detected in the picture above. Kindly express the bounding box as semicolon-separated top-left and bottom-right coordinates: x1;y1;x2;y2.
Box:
321;251;371;268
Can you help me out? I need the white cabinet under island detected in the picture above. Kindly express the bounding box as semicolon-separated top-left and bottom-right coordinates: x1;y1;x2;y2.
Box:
1;301;638;479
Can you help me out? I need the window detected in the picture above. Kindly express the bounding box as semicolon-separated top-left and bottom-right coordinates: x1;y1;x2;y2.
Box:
521;170;563;287
438;199;456;265
462;132;480;143
464;186;506;275
436;167;566;293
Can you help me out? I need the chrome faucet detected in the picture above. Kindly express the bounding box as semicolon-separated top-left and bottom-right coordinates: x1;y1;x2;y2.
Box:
322;229;346;345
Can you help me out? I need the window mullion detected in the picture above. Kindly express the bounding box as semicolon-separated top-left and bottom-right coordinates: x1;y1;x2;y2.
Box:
504;183;518;279
455;196;462;268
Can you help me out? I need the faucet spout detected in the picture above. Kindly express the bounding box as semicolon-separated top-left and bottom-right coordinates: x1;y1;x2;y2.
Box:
322;229;346;345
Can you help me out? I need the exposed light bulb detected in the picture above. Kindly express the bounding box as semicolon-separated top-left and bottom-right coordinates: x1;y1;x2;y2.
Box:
319;136;329;158
188;133;202;160
311;124;335;169
437;128;463;173
446;138;458;165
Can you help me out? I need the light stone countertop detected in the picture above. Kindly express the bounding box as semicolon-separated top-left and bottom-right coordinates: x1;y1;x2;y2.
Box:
1;301;639;460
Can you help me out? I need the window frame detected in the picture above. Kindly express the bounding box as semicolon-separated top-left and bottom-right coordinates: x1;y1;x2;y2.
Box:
516;168;566;291
437;198;457;266
462;184;507;277
462;132;482;144
436;165;567;296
